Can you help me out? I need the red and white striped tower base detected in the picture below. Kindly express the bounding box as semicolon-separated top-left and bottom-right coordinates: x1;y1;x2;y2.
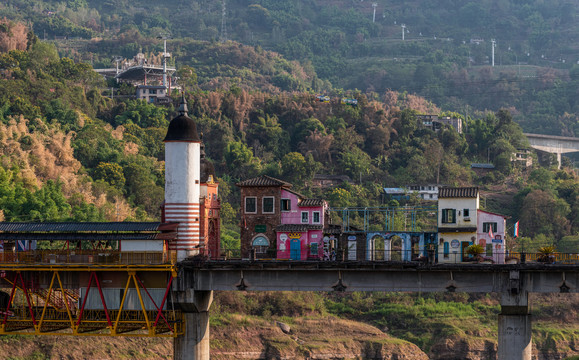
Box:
164;95;202;261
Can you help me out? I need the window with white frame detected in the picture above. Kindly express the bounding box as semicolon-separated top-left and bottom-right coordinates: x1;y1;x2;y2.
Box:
263;197;274;214
313;211;321;224
301;211;309;223
245;197;257;213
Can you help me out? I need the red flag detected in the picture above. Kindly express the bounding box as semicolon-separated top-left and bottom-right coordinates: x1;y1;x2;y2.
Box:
488;225;494;240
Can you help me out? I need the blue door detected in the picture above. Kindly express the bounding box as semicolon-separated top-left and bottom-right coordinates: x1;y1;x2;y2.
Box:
290;239;301;260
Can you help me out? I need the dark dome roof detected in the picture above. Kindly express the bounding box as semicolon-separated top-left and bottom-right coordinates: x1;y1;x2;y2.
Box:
164;94;200;142
164;114;200;142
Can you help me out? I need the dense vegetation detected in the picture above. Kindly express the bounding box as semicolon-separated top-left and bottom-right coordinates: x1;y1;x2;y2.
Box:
0;16;576;248
0;2;577;358
1;0;577;137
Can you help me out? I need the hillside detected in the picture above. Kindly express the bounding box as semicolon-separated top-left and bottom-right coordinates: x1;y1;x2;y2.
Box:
2;292;579;359
1;0;578;135
0;11;577;360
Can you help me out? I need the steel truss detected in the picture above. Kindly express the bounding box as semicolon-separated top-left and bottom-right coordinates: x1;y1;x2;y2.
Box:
329;206;438;233
0;265;183;337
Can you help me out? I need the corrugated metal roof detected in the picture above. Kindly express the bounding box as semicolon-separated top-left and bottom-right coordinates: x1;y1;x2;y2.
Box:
438;187;479;198
471;163;495;169
0;222;163;233
0;233;161;241
383;188;406;194
236;175;292;188
276;224;323;232
298;199;325;207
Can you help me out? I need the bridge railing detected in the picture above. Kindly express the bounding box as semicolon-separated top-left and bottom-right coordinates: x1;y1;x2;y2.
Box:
208;248;579;265
0;250;175;265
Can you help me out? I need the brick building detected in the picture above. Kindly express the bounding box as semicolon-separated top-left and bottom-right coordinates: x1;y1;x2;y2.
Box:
236;175;336;260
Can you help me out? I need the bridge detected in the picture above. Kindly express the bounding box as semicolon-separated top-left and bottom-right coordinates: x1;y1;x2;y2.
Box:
171;260;579;360
524;133;579;168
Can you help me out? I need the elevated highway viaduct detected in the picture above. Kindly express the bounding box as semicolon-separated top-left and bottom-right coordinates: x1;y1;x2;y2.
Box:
524;133;579;168
172;261;579;360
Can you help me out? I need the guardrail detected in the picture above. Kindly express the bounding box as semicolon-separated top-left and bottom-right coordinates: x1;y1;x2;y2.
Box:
211;248;579;265
0;250;175;265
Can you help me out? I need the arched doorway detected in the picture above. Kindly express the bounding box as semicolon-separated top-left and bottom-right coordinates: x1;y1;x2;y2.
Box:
371;235;385;261
252;235;270;257
391;235;403;261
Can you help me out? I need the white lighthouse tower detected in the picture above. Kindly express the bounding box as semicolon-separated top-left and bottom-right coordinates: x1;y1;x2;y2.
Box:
163;95;202;261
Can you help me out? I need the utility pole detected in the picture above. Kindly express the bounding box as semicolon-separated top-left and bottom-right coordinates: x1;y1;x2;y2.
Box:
401;24;406;41
491;39;496;67
158;34;172;90
220;0;227;42
372;3;378;23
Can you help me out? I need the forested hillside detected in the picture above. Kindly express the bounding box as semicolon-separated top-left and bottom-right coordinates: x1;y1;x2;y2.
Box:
1;0;577;136
0;18;576;251
0;2;578;359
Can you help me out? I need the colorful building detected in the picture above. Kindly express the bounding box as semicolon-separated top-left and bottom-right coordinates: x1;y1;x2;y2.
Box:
437;187;479;263
477;210;508;264
236;175;333;260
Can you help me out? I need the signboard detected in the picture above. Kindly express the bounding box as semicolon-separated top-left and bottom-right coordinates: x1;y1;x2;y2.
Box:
492;238;503;243
450;239;460;248
252;236;269;246
255;224;266;233
348;240;357;260
310;242;318;256
347;235;357;241
279;238;287;251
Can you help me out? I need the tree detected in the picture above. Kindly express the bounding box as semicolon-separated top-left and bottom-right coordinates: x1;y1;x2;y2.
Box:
281;152;308;184
338;147;372;181
519;189;571;240
224;141;260;179
93;162;126;189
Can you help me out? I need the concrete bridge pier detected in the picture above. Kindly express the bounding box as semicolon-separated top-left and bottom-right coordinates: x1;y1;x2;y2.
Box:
498;291;531;360
174;290;213;360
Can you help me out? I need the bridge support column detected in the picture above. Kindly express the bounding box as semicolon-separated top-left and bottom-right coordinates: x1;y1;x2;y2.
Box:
498;291;531;360
174;290;213;360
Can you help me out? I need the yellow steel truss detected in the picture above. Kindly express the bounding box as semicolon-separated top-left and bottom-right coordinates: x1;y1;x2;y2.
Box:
0;265;183;337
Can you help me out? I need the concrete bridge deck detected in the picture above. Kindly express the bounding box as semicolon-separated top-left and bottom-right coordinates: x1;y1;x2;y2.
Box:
173;260;579;360
524;132;579;168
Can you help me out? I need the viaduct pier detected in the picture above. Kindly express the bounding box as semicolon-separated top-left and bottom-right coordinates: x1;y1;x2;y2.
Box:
173;260;579;360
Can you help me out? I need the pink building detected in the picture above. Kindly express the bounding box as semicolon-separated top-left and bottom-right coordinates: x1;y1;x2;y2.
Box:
477;210;508;264
276;189;327;260
237;175;333;260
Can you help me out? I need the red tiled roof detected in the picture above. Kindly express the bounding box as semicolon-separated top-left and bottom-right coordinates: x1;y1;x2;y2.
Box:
236;175;293;188
438;187;479;198
298;199;325;207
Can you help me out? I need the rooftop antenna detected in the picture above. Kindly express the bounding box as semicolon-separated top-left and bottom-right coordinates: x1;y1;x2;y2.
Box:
401;24;406;40
220;0;227;42
491;39;496;67
372;3;378;23
158;33;172;89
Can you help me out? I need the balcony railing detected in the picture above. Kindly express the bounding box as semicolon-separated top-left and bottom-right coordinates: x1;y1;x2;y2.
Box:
0;250;175;265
